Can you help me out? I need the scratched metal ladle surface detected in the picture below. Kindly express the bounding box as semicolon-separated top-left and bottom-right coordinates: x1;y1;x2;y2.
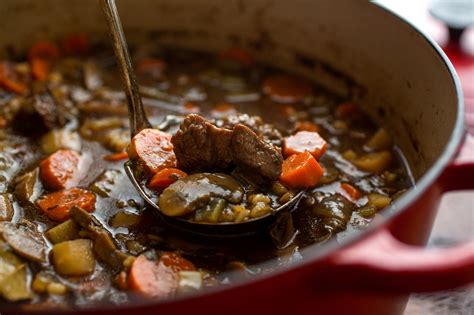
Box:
100;0;304;238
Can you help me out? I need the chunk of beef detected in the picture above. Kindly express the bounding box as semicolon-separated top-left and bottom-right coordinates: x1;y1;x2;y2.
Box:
220;114;283;146
231;124;282;181
172;114;283;181
172;114;233;172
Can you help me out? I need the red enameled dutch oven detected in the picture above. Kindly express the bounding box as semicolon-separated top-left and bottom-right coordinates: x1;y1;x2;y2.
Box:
1;0;473;314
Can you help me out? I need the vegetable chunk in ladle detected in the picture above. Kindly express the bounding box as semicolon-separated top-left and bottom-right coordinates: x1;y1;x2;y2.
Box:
101;0;304;237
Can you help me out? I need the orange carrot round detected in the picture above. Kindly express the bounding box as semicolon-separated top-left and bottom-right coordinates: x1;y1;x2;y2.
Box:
128;254;178;298
40;149;81;190
36;188;96;222
280;151;324;188
283;131;327;159
263;74;312;104
160;252;196;272
128;129;176;174
148;168;187;190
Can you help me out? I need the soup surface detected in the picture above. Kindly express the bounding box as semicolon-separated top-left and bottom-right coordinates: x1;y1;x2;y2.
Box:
0;35;412;310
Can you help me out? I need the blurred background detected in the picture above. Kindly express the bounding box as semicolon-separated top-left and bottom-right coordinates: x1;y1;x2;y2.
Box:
375;1;473;314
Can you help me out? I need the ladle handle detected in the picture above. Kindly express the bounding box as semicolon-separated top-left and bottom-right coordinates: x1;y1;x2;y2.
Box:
101;0;151;137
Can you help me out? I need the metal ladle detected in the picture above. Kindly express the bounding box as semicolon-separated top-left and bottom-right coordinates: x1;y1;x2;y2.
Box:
101;0;304;238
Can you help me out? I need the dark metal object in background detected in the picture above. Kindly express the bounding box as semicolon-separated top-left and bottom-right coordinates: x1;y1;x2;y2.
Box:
429;0;474;41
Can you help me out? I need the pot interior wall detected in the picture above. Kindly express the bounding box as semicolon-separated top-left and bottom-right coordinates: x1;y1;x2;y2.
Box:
0;0;459;180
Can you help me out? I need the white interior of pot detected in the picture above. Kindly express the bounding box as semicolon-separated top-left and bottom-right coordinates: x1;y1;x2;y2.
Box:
0;0;459;179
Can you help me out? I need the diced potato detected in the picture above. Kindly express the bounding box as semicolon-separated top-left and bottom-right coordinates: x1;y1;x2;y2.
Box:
0;243;22;284
365;128;392;151
40;129;81;154
0;264;32;301
45;220;80;244
109;211;141;228
52;239;95;276
32;272;51;294
366;193;392;210
352;151;392;173
79;118;124;138
46;282;68;295
177;271;202;293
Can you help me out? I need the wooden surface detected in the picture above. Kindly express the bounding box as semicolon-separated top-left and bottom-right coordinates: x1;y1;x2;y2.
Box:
405;192;473;315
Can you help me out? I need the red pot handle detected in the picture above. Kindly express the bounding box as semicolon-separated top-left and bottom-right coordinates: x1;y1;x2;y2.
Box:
323;131;474;293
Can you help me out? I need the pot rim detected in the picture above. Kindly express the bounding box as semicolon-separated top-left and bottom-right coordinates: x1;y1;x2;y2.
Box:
7;2;464;313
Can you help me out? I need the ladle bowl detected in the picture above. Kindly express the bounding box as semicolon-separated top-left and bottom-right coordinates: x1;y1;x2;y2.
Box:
102;0;304;238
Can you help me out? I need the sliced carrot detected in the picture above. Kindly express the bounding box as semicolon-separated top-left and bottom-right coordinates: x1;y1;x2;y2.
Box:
160;252;196;272
294;121;320;133
0;62;28;94
62;33;89;55
128;254;178;298
148;168;187;190
136;58;166;76
340;183;361;200
219;48;253;66
128;129;176;174
36;188;96;222
280;151;324;189
283;131;327;159
335;102;359;118
40;149;81;190
263;74;312;104
30;58;50;81
28;41;60;61
103;151;129;162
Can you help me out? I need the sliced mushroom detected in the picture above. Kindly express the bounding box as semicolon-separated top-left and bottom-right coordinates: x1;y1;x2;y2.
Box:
14;168;42;203
0;194;14;221
69;206;128;269
1;222;47;263
312;194;354;233
158;173;244;217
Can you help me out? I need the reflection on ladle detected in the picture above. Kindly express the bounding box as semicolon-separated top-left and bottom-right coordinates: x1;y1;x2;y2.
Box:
100;0;304;238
